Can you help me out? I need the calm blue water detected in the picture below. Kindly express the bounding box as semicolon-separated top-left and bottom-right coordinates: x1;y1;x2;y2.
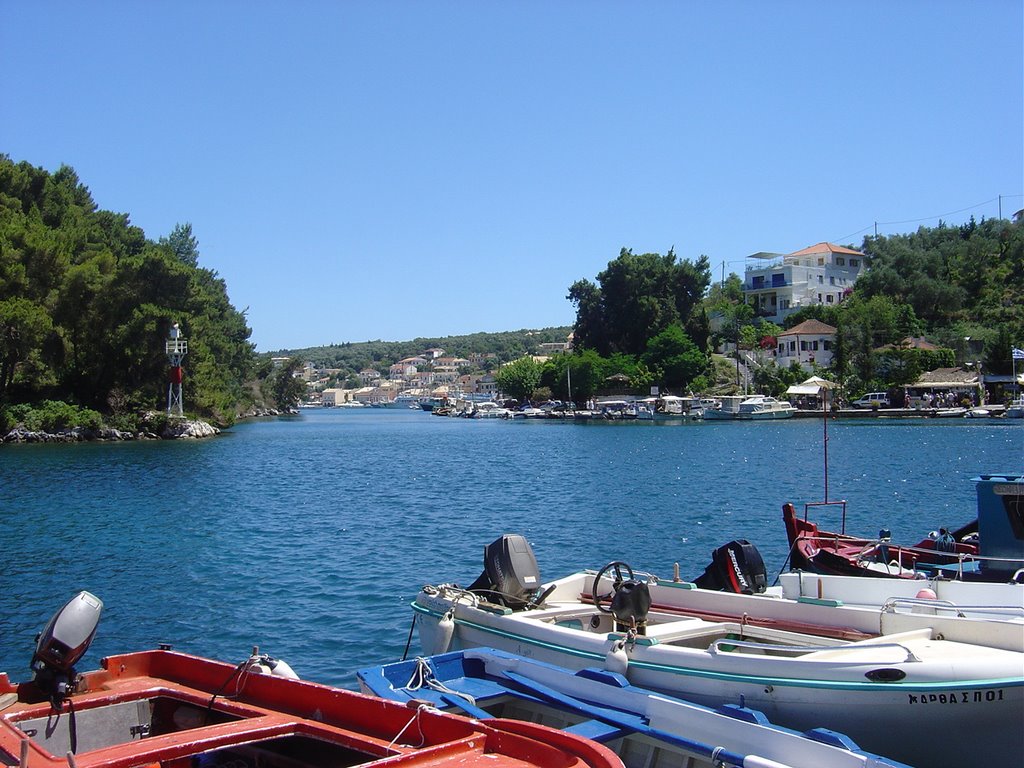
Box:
2;410;1021;687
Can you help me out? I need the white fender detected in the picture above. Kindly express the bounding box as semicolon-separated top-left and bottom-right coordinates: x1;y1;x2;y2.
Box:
421;612;455;656
268;658;298;679
248;655;299;679
604;640;628;675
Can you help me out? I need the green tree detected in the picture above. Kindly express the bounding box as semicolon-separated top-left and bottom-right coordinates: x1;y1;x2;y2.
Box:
0;156;257;422
541;350;607;406
269;358;306;409
569;248;711;356
0;298;54;397
833;295;921;393
160;222;200;267
495;356;541;402
642;324;709;391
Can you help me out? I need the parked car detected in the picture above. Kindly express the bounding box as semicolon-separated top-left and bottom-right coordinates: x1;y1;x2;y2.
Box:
851;391;891;409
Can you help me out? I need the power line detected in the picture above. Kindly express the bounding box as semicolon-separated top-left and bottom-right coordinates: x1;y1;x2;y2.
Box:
833;194;1023;244
877;196;999;226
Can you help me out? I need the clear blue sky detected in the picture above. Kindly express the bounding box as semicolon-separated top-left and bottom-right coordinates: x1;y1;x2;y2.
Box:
3;2;1022;352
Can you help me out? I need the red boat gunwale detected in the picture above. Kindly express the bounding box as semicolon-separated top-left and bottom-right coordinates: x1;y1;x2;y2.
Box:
782;502;980;579
0;650;621;768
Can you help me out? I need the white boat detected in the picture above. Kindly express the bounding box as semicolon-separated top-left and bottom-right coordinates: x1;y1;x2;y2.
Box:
965;407;992;419
642;395;704;421
702;395;745;420
359;648;913;768
413;536;1024;767
776;570;1023;646
469;401;512;418
1004;396;1024;419
597;400;637;420
736;395;796;419
512;406;546;419
386;394;421;409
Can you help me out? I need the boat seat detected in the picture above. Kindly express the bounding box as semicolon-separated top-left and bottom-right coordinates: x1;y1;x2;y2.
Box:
563;719;631;743
641;617;712;640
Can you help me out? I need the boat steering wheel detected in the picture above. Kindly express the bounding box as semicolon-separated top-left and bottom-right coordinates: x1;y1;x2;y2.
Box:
592;561;635;613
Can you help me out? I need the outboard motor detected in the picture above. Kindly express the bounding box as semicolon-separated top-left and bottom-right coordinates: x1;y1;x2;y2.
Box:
693;540;767;594
467;534;541;609
610;580;651;631
31;591;103;708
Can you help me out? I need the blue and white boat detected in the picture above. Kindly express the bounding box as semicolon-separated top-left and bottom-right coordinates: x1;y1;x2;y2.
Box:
358;648;912;768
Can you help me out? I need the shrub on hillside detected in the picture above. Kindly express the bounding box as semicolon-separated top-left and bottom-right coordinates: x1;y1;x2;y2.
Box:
0;401;104;433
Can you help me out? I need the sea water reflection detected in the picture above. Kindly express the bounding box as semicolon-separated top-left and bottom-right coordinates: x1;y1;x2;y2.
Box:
1;409;1020;685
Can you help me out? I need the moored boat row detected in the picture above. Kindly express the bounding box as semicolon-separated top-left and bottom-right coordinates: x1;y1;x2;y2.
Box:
410;535;1022;767
12;473;1021;768
407;472;1024;767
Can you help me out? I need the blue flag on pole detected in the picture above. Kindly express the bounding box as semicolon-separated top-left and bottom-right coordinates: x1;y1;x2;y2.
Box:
1014;348;1024;360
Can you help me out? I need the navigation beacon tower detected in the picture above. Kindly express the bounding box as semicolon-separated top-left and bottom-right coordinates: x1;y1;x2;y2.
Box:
165;323;188;417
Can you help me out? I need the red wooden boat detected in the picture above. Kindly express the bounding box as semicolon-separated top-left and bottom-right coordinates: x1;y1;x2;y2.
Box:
0;593;621;768
783;500;979;579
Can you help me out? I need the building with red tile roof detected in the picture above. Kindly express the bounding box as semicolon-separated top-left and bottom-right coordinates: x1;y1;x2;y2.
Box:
745;242;867;324
776;319;838;368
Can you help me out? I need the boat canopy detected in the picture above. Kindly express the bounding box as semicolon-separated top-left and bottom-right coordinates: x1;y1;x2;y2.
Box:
786;384;822;396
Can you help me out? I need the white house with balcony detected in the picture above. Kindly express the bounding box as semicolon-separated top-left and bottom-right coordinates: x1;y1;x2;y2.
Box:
358;368;381;385
775;319;838;369
389;362;417;380
745;242;866;324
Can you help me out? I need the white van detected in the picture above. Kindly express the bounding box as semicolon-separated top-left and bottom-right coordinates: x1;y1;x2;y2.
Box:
852;392;890;409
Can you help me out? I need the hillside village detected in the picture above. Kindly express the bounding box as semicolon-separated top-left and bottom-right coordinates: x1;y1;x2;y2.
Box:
283;241;1022;411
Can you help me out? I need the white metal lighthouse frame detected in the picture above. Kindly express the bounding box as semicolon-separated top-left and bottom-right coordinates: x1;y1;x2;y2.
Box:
165;323;188;417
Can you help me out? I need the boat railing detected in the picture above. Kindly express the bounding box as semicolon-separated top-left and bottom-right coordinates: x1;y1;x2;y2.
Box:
802;500;848;534
853;540;1023;578
709;637;921;662
881;597;1024;618
425;584;480;607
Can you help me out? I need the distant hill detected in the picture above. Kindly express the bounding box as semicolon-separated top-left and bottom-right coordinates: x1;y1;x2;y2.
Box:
270;327;574;377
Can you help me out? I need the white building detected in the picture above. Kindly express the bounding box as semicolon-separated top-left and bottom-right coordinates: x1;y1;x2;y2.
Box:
775;319;838;369
745;242;866;324
358;368;381;385
389;362;417;380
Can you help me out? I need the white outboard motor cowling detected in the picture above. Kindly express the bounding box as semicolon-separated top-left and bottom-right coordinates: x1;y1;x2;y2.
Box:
32;591;103;706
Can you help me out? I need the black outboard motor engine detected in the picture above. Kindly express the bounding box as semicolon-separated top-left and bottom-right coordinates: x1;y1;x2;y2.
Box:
31;591;103;708
467;534;541;609
693;540;767;594
610;580;651;631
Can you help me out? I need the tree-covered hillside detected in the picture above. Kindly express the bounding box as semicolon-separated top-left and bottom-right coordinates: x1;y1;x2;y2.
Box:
700;217;1023;398
4;153;1018;425
0;155;258;426
277;327;573;379
855;218;1023;373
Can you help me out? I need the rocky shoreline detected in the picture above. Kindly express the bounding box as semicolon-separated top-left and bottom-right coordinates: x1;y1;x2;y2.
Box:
2;419;220;443
1;407;294;444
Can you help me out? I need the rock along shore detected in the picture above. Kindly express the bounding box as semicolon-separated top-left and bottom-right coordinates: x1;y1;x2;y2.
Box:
1;407;296;444
2;419;220;444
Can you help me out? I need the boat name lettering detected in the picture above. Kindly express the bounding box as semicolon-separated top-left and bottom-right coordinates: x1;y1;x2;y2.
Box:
907;690;1004;705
